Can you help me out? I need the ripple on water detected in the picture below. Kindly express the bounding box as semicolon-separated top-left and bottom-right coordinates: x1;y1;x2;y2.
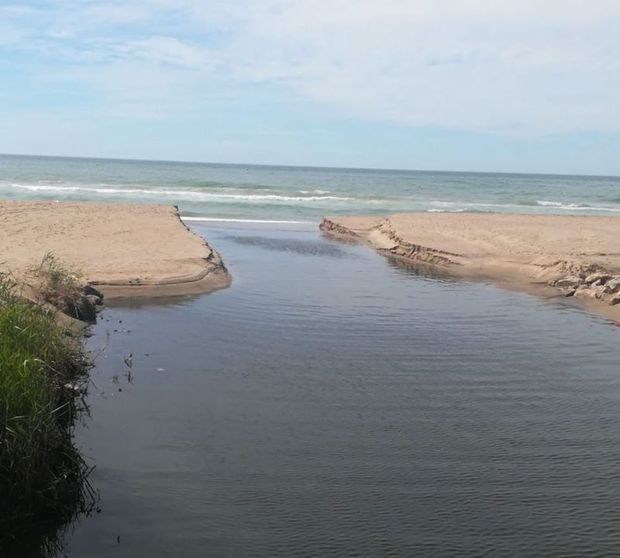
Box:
57;227;620;557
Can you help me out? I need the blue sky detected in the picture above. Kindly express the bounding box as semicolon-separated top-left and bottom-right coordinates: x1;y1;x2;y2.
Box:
1;1;619;175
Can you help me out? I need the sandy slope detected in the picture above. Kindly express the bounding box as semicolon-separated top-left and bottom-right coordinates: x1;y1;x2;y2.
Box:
321;213;620;324
0;201;230;298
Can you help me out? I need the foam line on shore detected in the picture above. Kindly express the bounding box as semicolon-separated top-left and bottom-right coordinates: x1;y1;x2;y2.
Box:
182;216;314;224
7;183;352;203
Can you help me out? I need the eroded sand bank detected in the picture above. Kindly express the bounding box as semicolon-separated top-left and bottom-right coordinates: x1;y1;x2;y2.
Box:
0;201;230;298
321;213;620;324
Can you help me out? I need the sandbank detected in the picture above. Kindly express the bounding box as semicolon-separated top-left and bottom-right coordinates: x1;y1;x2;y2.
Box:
321;213;620;324
0;201;230;299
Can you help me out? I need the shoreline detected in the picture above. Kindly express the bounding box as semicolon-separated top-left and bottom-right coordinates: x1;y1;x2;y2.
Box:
320;213;620;325
0;201;231;301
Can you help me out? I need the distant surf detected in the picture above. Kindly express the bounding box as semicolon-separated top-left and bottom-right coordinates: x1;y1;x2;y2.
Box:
536;200;620;212
7;182;353;203
1;155;619;222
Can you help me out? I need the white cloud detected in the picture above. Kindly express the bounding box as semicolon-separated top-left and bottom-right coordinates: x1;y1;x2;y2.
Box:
187;0;620;135
3;0;620;136
113;37;212;69
83;4;150;25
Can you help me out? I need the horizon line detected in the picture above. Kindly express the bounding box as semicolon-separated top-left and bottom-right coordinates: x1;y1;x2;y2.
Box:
1;152;618;180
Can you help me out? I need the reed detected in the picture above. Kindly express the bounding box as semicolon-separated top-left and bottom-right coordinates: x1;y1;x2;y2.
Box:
0;271;93;542
32;252;83;315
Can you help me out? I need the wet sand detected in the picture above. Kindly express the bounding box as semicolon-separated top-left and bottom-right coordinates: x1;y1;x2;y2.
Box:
321;213;620;324
0;201;230;298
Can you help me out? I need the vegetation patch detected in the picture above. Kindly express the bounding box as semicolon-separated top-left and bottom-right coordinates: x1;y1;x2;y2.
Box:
29;252;100;323
0;269;94;547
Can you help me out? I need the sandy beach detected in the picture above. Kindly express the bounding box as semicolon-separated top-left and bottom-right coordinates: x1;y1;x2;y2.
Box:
321;213;620;323
0;201;230;298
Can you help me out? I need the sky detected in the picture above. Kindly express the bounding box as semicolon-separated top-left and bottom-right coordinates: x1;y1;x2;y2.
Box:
0;0;619;175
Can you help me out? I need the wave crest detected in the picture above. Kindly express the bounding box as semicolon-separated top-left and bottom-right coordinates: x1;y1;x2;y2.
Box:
6;183;352;204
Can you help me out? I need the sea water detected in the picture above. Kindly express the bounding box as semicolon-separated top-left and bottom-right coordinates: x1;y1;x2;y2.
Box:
1;154;619;223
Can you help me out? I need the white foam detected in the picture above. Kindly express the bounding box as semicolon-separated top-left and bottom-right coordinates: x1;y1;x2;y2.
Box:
5;182;620;214
181;217;313;224
428;199;620;213
537;200;620;212
6;183;353;203
563;205;620;212
537;200;590;208
429;200;522;210
536;200;563;207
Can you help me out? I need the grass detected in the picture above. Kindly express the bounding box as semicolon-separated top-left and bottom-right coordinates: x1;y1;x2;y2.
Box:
31;252;84;317
0;270;94;543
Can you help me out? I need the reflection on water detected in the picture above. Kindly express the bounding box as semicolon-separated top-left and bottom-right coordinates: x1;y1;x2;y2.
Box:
104;293;206;311
1;389;96;558
384;253;458;281
225;234;350;258
48;225;620;556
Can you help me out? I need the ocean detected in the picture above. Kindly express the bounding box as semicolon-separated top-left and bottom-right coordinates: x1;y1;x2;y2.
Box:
1;154;619;223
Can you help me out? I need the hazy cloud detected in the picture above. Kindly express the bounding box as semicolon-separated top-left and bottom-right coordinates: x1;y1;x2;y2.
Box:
189;0;619;135
2;0;619;135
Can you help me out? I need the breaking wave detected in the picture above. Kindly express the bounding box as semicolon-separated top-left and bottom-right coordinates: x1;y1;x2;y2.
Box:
6;182;353;204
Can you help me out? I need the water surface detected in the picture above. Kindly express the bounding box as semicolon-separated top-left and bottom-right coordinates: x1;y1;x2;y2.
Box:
2;154;619;222
55;224;620;557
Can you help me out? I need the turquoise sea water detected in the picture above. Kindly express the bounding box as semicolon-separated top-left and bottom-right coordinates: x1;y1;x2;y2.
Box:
1;154;619;223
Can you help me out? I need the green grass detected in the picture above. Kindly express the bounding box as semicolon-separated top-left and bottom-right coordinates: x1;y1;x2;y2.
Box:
32;252;84;315
0;272;93;540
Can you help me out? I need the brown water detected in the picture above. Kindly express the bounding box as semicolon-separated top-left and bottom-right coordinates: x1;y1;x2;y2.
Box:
51;224;620;556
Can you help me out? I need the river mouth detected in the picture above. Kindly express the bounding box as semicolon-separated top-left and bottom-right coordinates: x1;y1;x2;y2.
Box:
51;223;620;556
